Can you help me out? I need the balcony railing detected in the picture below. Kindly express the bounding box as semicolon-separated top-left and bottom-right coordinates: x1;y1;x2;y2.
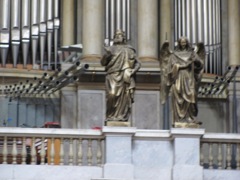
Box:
1;127;240;170
201;133;240;170
0;127;104;166
1;127;240;180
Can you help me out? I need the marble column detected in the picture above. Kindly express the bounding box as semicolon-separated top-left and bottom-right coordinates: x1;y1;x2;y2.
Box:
228;0;240;65
82;0;104;61
171;128;205;180
102;126;136;179
138;0;158;62
61;0;75;46
60;86;77;129
228;79;240;133
160;0;172;47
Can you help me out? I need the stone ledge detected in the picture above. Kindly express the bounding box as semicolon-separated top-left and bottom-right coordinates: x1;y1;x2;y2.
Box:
171;128;205;138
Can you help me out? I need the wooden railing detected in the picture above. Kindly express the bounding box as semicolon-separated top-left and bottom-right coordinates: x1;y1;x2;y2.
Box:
0;127;104;166
201;133;240;170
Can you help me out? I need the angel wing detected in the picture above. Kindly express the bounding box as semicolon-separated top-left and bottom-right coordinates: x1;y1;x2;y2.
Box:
159;41;171;104
195;42;205;60
193;42;206;88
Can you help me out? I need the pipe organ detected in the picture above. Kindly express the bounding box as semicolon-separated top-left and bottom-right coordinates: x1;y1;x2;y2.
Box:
0;0;60;70
105;0;131;45
174;0;222;75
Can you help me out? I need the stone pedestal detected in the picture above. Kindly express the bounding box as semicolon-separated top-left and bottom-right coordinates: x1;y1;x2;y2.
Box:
174;122;201;128
105;121;131;127
171;128;205;180
102;126;136;180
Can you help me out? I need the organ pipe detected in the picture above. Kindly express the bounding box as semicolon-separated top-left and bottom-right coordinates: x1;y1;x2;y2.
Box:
22;0;30;68
191;0;197;44
54;0;60;70
178;0;182;38
116;0;122;30
39;0;47;70
31;0;39;67
197;0;203;42
110;0;115;39
47;0;53;70
122;0;126;35
106;0;130;40
208;0;213;46
0;0;10;67
11;0;21;67
105;0;110;39
182;0;186;37
126;0;130;40
186;0;191;41
174;0;178;40
203;0;209;45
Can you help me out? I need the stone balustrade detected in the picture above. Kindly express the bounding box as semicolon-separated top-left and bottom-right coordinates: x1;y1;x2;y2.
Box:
201;133;240;170
0;127;104;166
0;127;240;180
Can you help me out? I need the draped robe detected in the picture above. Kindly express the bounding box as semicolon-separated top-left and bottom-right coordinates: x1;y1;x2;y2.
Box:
168;50;204;123
101;44;140;121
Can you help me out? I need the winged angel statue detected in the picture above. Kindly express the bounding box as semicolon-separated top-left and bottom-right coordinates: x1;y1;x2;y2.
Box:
160;37;205;127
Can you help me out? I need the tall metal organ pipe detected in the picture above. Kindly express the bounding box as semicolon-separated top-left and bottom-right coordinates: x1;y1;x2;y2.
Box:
110;0;115;40
11;0;21;68
203;0;209;72
197;0;203;42
47;0;53;70
39;0;47;70
22;0;30;68
54;0;60;70
31;0;39;67
191;0;197;44
186;0;191;42
0;0;10;67
181;0;186;37
177;0;182;39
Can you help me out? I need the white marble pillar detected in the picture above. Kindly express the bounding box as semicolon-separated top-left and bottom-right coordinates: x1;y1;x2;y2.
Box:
227;79;240;133
228;0;240;65
160;0;172;47
60;86;77;129
82;0;104;61
61;0;75;46
138;0;158;61
102;126;136;179
171;128;205;180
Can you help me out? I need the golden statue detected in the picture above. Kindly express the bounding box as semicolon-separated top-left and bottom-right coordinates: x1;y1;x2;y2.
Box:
101;29;141;123
160;37;205;128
